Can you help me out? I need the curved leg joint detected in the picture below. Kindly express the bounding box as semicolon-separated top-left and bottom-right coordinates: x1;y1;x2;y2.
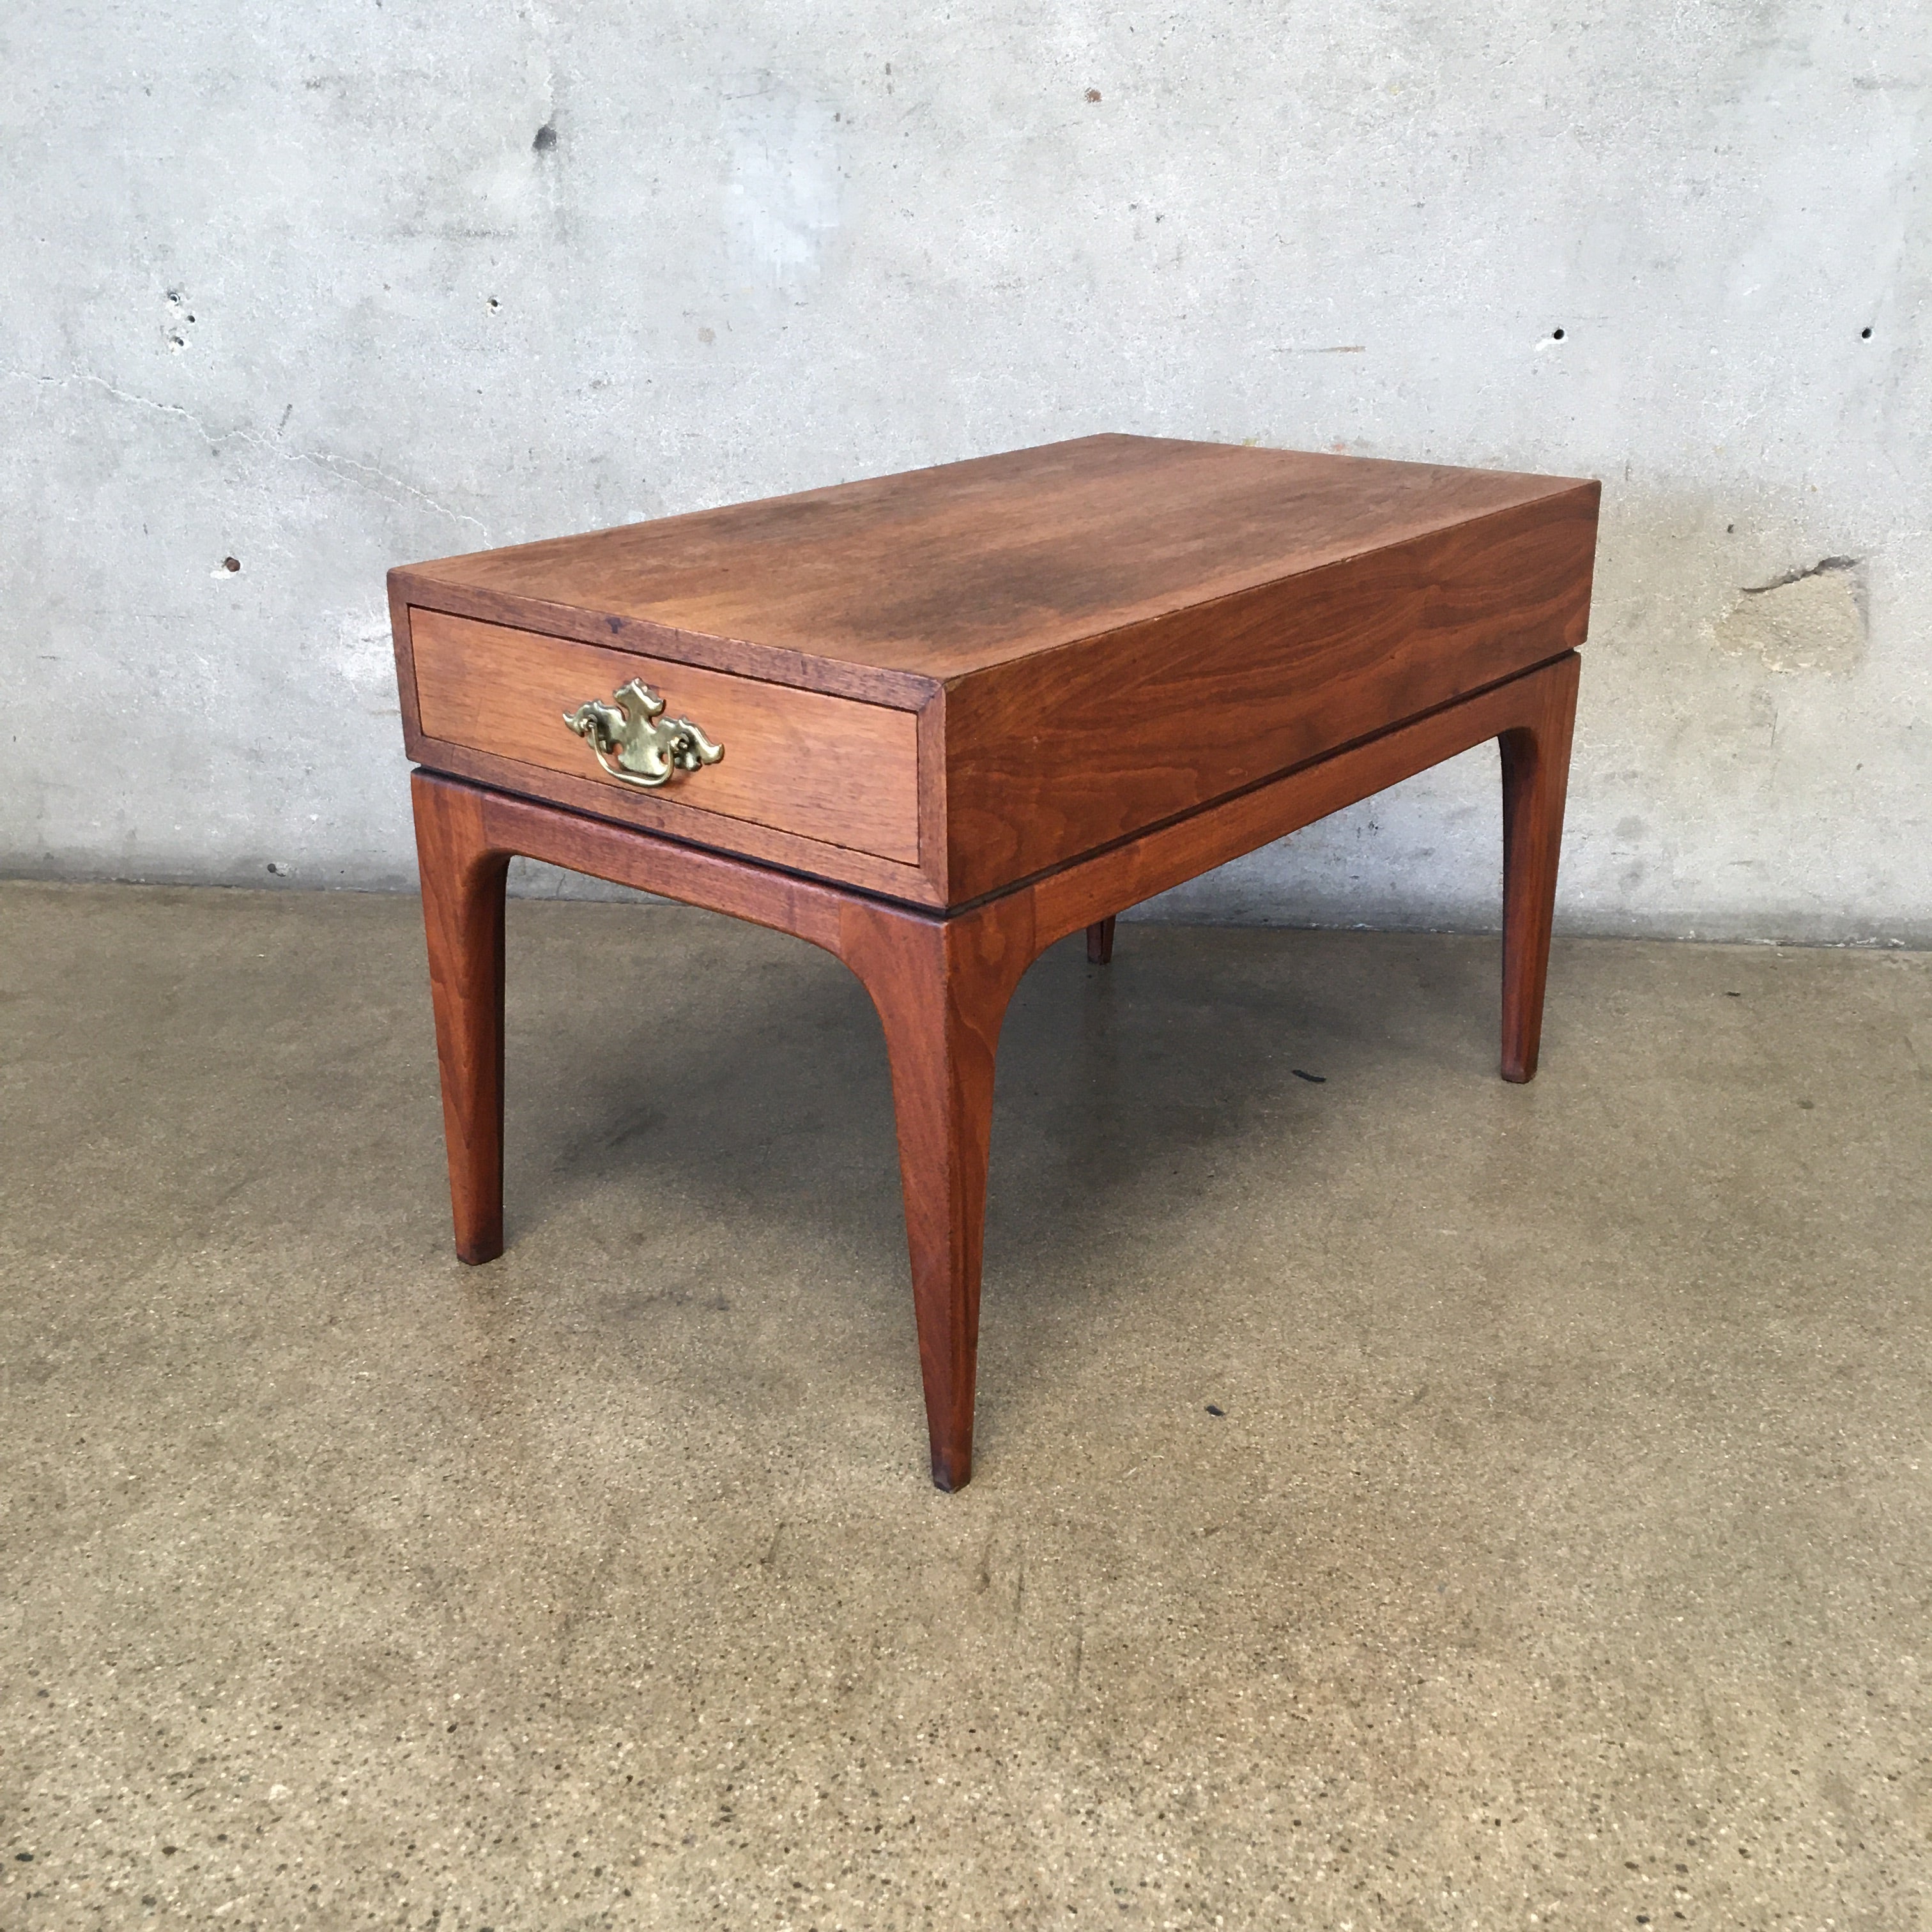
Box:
839;895;1038;1490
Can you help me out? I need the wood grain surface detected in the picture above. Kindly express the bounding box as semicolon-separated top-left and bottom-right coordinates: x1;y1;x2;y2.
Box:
937;486;1595;899
394;434;1593;686
409;608;922;866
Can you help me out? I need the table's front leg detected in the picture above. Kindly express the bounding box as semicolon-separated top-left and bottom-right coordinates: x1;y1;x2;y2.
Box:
839;896;1038;1491
411;772;511;1264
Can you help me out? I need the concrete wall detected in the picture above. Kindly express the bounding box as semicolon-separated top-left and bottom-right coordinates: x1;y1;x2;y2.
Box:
4;2;1927;942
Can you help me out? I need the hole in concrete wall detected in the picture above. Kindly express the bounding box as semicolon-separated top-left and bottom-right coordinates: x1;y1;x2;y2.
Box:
222;556;240;573
1551;327;1565;340
533;122;557;152
1861;326;1873;338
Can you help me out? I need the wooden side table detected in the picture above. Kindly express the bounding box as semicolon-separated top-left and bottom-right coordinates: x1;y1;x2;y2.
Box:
390;435;1597;1488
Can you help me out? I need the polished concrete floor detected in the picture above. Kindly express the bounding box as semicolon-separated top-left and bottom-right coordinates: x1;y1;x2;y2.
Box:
3;880;1929;1931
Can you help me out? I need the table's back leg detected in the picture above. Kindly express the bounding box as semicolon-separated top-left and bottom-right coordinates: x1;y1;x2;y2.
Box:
411;773;512;1263
1085;916;1116;964
1498;654;1581;1083
839;896;1036;1491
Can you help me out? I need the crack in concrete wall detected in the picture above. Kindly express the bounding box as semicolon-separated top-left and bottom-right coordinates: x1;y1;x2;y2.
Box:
4;368;491;540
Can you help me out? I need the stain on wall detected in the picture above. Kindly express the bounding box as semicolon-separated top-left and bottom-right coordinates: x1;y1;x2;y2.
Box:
721;77;843;292
1713;560;1866;675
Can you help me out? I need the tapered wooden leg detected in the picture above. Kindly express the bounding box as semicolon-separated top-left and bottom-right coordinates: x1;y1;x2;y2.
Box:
1497;655;1580;1084
840;896;1037;1490
1085;916;1116;964
411;773;512;1262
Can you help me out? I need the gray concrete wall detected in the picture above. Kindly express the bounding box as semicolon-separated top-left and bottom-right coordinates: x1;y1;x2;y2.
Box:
3;3;1927;942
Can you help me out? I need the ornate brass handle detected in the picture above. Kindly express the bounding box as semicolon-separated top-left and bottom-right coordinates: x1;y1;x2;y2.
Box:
562;678;724;789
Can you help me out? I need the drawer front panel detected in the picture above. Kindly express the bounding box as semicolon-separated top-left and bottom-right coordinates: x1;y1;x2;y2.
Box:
409;609;921;866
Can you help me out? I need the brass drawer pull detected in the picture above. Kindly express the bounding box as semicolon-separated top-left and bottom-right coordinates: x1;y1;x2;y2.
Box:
562;678;724;789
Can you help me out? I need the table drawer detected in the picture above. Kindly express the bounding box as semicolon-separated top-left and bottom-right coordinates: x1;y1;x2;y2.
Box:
406;609;921;866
